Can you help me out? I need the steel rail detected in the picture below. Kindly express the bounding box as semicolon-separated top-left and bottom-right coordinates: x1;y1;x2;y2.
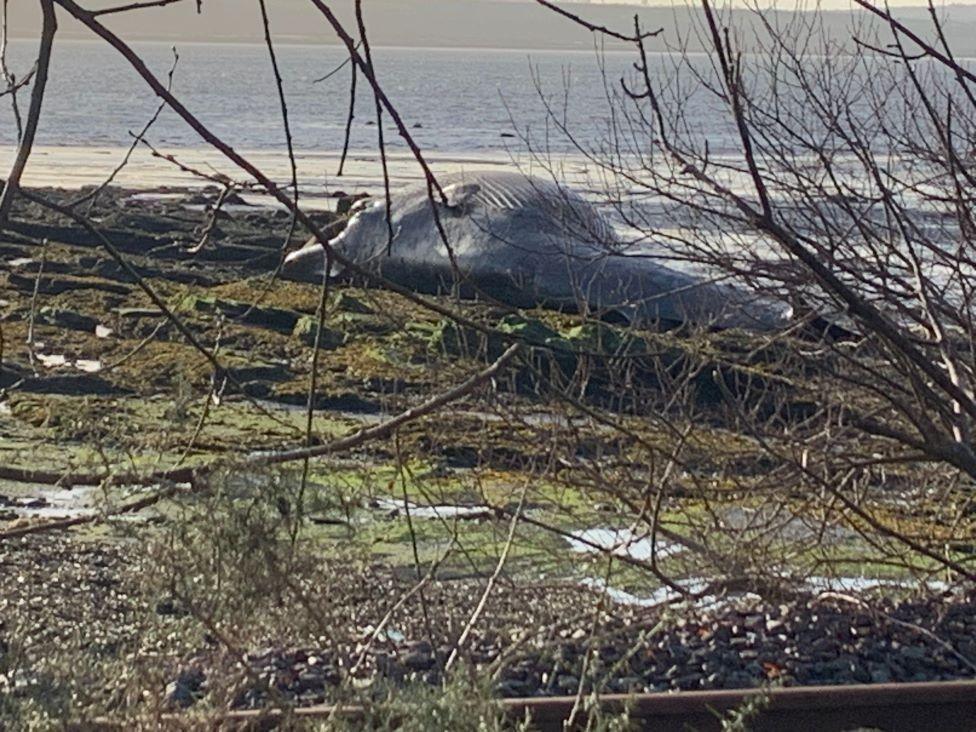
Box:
88;680;976;730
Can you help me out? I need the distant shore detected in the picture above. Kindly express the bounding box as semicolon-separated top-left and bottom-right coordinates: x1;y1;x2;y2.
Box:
9;2;976;55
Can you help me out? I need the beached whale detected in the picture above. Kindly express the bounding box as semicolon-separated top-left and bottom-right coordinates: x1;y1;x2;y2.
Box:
283;171;789;330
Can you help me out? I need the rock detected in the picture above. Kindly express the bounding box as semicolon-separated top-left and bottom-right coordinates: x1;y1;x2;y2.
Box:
333;291;374;315
116;307;165;319
37;307;99;333
166;669;205;709
494;679;531;697
7;272;131;297
562;321;647;356
330;311;396;337
766;618;786;634
272;390;380;413
403;650;435;672
496;314;564;348
674;673;704;690
337;193;370;216
296;670;326;693
187;295;300;334
227;363;292;383
223;191;250;206
705;671;727;687
725;671;760;688
556;674;580;694
17;373;130;397
292;316;345;350
155;596;185;617
611;676;644;693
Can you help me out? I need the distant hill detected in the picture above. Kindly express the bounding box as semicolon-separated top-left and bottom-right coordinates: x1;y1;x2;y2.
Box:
9;1;976;55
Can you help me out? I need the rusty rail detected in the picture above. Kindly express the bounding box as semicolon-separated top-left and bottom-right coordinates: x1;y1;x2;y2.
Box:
502;680;976;731
121;680;976;730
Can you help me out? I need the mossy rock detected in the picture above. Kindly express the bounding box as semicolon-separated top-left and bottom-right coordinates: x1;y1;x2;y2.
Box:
16;373;131;397
496;314;561;345
7;272;131;297
432;314;559;355
293;315;345;350
431;315;578;388
183;295;301;334
116;307;165;319
332;291;374;315
430;320;501;360
225;362;292;384
562;322;649;356
329;311;397;337
37;307;99;333
404;320;440;338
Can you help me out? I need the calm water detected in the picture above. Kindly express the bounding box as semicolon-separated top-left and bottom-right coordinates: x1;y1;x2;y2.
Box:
0;39;666;155
0;38;951;255
1;39;921;173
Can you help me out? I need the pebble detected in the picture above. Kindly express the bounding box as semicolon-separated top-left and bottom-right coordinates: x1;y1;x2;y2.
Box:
166;669;204;709
7;536;973;715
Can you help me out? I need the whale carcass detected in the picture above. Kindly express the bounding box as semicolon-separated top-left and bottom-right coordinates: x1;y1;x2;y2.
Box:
283;171;788;330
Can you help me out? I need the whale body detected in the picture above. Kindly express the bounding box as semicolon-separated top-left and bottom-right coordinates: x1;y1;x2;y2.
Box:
283;171;788;330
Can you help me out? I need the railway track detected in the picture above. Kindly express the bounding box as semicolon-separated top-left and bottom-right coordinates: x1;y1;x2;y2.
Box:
138;680;976;730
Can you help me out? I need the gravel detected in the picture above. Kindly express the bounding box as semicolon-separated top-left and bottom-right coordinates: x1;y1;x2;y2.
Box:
2;527;974;717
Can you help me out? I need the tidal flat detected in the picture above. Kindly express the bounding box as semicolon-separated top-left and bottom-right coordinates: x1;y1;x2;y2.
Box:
1;184;973;724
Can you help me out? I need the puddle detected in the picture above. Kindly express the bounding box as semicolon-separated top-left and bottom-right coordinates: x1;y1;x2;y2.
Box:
373;497;493;520
567;527;684;562
0;485;98;519
580;576;712;607
806;575;949;593
580;573;951;609
721;506;853;543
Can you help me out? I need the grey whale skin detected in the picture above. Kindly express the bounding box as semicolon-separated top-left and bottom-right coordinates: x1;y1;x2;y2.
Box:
283;171;787;330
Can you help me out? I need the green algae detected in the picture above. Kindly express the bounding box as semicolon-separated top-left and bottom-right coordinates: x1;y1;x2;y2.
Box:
3;205;969;595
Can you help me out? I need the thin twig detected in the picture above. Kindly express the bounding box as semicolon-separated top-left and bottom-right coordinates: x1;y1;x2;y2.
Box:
0;0;56;226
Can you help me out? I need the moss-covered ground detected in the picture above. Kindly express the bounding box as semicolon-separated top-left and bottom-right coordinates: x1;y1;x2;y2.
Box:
1;186;973;726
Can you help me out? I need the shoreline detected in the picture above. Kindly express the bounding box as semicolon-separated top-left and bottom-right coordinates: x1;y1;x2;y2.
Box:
0;144;603;202
0;144;524;194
